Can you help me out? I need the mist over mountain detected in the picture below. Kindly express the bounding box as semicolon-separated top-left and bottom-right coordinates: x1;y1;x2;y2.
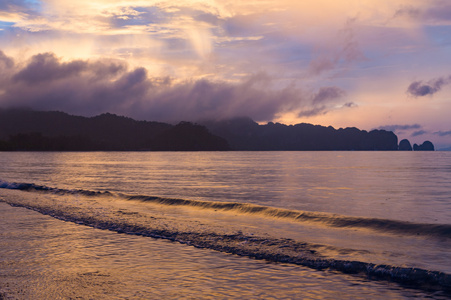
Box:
0;109;434;151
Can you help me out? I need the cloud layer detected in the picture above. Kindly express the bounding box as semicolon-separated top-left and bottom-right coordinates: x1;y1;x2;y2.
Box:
0;50;354;122
1;0;451;147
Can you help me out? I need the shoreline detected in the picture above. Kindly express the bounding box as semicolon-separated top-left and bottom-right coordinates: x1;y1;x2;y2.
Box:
2;201;438;299
3;198;451;296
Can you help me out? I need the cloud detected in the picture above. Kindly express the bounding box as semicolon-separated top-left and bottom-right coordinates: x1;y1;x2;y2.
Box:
312;86;345;104
342;102;357;108
297;86;347;117
394;5;420;19
308;18;366;76
377;124;422;132
434;130;451;137
394;2;451;25
407;76;451;97
13;53;87;83
0;51;316;122
0;0;40;15
11;52;127;86
4;1;450;135
0;50;14;68
412;130;427;137
297;106;328;118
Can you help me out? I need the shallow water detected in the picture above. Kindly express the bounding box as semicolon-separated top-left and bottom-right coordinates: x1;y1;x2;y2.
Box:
1;151;450;223
0;202;442;299
0;151;451;298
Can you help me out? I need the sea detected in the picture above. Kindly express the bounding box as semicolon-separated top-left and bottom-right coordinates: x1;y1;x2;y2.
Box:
0;151;450;299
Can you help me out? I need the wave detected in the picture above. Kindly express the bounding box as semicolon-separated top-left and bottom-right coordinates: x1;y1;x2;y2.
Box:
126;195;451;239
1;179;451;293
2;179;451;239
0;199;450;294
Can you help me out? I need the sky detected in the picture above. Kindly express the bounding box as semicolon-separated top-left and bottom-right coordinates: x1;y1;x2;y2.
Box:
1;0;451;149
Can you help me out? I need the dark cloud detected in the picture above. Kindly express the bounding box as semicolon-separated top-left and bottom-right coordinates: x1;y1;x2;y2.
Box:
0;50;14;68
297;106;327;118
342;102;357;108
295;86;349;118
412;130;428;137
424;4;451;22
11;53;127;86
0;51;313;122
13;53;87;83
297;86;347;117
434;130;451;137
394;5;421;19
312;86;345;104
407;77;450;97
395;2;451;23
141;74;302;122
377;124;422;132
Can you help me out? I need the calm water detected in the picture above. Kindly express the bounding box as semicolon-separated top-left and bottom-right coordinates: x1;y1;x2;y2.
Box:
0;151;450;299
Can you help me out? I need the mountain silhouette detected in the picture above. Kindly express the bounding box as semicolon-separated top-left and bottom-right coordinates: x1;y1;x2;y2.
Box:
0;109;434;151
0;109;229;151
201;117;399;151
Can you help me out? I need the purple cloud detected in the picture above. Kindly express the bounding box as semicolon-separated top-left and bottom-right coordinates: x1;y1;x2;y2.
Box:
297;106;328;118
312;86;345;104
0;51;317;122
412;130;428;137
342;102;357;108
13;53;88;84
377;124;422;132
395;2;451;23
0;51;14;68
297;86;347;118
434;130;451;137
407;76;451;97
394;5;421;19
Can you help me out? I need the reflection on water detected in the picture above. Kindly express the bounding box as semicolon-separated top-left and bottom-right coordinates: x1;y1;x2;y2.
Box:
0;203;436;299
1;151;450;224
1;151;451;298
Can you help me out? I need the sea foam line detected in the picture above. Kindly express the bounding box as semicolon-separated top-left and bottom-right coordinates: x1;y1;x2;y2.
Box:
1;179;451;238
1;197;450;294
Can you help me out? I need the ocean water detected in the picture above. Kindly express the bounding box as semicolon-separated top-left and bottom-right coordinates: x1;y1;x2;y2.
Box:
0;151;450;299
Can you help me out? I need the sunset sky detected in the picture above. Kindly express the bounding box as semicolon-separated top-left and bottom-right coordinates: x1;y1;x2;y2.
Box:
1;0;451;148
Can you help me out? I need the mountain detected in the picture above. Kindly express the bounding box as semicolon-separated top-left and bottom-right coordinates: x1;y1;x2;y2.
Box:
0;109;229;151
201;117;399;151
0;109;433;151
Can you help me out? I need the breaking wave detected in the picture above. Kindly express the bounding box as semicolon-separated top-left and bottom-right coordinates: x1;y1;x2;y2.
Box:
2;179;450;239
1;178;451;293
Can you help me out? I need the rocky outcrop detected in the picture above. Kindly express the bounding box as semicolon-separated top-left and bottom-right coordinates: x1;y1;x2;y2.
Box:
398;139;413;151
413;141;435;151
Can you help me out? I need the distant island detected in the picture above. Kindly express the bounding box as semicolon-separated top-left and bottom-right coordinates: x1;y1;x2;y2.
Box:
0;109;434;151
